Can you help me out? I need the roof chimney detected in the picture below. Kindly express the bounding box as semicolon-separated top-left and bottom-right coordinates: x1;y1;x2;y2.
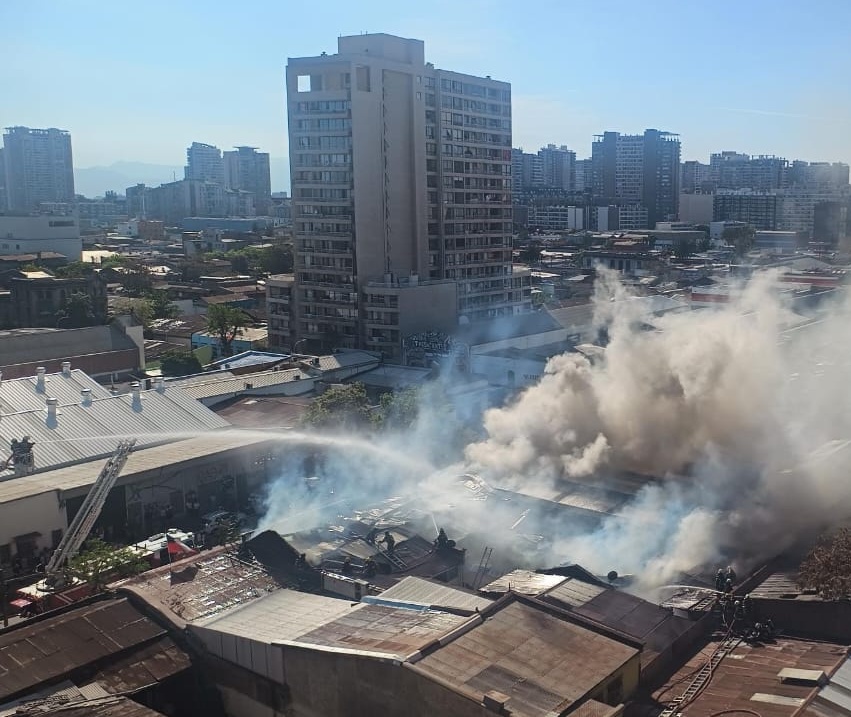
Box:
46;396;58;421
154;376;164;392
61;361;71;377
36;367;46;392
131;382;142;402
81;388;92;405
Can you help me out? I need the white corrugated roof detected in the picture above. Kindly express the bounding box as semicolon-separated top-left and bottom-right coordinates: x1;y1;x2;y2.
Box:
178;367;309;400
376;576;492;612
0;369;113;413
192;588;358;641
0;432;279;505
0;374;230;476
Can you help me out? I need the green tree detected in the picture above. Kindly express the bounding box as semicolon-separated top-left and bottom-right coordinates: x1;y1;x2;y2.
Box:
148;290;178;319
54;261;95;279
206;303;249;357
518;241;543;264
160;350;203;377
121;264;154;297
66;537;149;593
375;388;420;430
57;291;95;328
260;244;294;274
301;383;373;430
798;528;851;600
112;297;154;326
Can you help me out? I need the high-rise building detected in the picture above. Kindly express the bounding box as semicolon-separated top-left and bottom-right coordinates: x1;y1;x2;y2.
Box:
574;158;593;192
681;160;711;193
285;33;530;356
712;191;778;230
539;144;575;191
224;146;272;214
2;126;75;211
184;142;224;184
709;151;788;191
511;148;543;189
591;129;680;228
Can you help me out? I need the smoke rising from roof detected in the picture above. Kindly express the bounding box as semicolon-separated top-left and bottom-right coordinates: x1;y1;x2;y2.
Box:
464;270;851;587
254;270;851;591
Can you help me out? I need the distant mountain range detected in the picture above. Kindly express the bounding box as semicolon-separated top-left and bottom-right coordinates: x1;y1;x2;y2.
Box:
73;157;290;198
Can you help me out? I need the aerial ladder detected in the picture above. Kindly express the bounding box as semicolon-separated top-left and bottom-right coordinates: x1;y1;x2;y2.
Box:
44;439;137;584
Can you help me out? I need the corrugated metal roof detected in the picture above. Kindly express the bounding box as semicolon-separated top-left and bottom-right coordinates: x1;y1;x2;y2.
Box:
21;696;169;717
0;369;113;412
295;603;467;659
86;637;191;694
377;576;492;613
651;636;847;717
0;432;279;505
115;549;283;629
543;577;607;608
0;599;166;702
191;588;356;642
480;570;567;596
176;367;309;400
415;596;639;717
0;377;229;476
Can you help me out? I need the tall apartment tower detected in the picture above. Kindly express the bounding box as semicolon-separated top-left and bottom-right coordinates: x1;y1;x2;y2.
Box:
224;146;272;213
2;126;75;211
284;33;529;356
592;129;680;228
539;144;576;191
185;142;225;184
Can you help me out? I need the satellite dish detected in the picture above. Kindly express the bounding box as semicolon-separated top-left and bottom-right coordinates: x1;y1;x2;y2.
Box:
607;570;618;583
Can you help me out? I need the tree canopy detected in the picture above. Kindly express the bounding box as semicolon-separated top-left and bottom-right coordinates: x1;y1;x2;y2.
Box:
57;292;96;328
206;304;249;357
798;528;851;600
160;349;203;377
301;383;374;430
66;537;149;592
722;224;756;257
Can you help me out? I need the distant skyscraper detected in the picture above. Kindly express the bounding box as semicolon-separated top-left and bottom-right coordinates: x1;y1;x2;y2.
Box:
539;144;576;191
681;160;711;193
224;146;272;213
184;142;224;184
709;151;787;192
2;126;75;211
284;33;529;356
591;129;680;228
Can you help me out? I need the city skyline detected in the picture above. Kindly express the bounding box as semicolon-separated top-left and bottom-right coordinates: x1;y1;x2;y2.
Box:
3;0;850;192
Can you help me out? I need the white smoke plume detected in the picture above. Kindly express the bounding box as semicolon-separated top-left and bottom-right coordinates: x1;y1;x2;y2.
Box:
464;269;851;587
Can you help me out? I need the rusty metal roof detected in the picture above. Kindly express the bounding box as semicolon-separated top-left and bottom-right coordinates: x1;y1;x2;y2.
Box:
649;636;847;717
541;578;694;667
294;603;468;660
17;696;168;716
0;599;167;702
113;548;282;629
85;637;190;694
415;595;639;717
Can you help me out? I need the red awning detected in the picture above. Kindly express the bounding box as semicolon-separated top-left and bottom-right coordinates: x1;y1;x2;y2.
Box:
10;599;32;609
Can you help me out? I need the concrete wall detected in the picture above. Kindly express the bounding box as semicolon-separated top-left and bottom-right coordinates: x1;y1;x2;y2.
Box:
470;354;547;388
397;282;458;336
0;348;141;380
0;216;82;261
470;327;567;355
678;193;713;224
0;492;66;562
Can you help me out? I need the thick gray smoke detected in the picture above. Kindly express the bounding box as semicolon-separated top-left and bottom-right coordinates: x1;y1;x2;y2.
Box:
464;270;851;587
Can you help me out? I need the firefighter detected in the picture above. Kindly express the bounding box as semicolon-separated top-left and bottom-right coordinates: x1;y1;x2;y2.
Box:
725;578;733;594
715;568;725;592
742;593;753;618
733;600;745;621
380;531;396;555
341;556;353;576
725;565;737;585
363;556;377;578
436;528;449;551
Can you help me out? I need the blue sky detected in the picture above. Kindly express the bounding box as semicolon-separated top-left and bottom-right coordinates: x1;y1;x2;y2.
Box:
3;0;850;190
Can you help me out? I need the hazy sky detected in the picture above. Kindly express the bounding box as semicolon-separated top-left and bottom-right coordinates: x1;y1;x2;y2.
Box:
3;0;850;190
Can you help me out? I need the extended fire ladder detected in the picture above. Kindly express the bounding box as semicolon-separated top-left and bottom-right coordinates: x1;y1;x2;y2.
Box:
377;546;408;572
471;546;493;590
658;634;741;717
44;439;137;578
